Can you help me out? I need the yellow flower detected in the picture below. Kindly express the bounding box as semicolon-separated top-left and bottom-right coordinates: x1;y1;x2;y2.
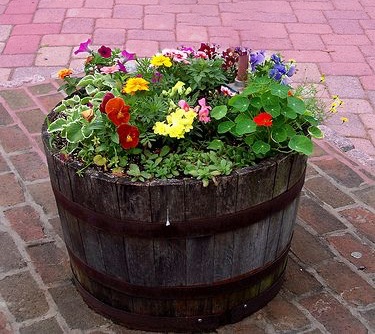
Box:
150;54;172;67
340;117;349;123
170;81;186;96
320;74;325;83
57;68;73;79
122;77;149;95
153;122;168;136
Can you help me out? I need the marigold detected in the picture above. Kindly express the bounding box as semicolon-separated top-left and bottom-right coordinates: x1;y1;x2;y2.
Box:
150;54;172;67
57;68;73;79
254;112;273;127
122;77;150;95
117;124;140;149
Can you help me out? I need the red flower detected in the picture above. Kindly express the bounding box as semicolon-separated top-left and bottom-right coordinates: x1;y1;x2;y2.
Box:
98;45;112;58
105;97;130;126
99;92;115;113
117;124;140;149
253;112;273;127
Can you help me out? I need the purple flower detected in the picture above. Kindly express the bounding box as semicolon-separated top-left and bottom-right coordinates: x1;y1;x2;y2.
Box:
99;92;115;113
98;45;112;58
286;65;296;77
270;54;282;64
250;50;265;72
74;39;92;55
121;50;136;61
117;61;128;73
151;71;162;83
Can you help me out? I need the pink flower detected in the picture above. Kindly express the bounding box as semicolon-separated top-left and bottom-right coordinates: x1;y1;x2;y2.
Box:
220;85;236;97
195;98;211;123
178;100;190;111
121;49;136;61
194;51;209;59
74;39;92;55
100;65;119;74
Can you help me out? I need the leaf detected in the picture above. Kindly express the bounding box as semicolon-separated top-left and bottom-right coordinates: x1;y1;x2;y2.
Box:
234;113;257;135
128;163;141;176
77;75;95;87
308;126;324;139
210;105;227;120
111;132;119;144
270;82;290;98
160;145;170;157
218;121;235;133
271;127;288;143
93;155;107;166
283;107;297;119
208;139;224;150
65;121;84;143
287;96;306;114
48;118;66;133
228;95;250;112
244;135;255;146
252;140;271;154
81;124;93;138
85;84;98;96
250;97;262;109
288;135;313;155
284;124;296;137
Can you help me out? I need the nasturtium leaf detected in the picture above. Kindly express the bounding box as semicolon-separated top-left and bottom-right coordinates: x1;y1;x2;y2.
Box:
228;95;250;112
208;139;224;150
234;113;257;135
218;121;235;133
270;82;290;98
308;126;324;139
93;154;107;166
288;135;313;155
250;97;262;109
261;92;279;107
283;107;297;119
252;140;271;155
287;96;306;114
244;135;255;146
284;124;296;137
210;105;227;120
65;121;84;143
271;127;288;143
265;104;281;117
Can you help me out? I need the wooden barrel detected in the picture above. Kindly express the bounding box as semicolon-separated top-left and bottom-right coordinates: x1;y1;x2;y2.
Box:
42;120;306;332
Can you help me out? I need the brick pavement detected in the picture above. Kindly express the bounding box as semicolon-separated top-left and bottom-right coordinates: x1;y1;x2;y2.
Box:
0;0;375;333
0;82;374;333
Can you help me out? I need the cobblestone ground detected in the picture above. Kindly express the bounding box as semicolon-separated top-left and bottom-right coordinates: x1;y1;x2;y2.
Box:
0;82;374;333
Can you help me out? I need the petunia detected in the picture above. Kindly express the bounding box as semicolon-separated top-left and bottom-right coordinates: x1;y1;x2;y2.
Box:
100;65;119;74
98;45;112;58
99;92;115;113
117;124;140;149
253;112;273;127
57;68;73;79
74;39;92;55
122;77;150;95
121;50;136;61
117;61;127;73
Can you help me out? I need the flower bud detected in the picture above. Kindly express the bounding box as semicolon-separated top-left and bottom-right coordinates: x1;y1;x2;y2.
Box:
81;109;94;122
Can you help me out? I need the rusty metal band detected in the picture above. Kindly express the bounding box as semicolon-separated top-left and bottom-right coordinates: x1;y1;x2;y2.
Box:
73;269;285;333
68;241;290;300
52;169;305;239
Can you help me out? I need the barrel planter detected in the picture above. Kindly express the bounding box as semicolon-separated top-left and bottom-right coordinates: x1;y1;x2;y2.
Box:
42;117;306;332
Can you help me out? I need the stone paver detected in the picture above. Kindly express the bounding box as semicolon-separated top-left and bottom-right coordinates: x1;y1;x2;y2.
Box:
0;1;374;333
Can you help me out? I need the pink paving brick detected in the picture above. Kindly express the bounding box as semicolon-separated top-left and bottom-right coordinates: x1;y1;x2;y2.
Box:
93;29;126;46
329;45;366;63
366;30;375;43
329;19;364;34
294;10;327;24
250;12;297;23
290;33;325;51
95;18;142;30
11;23;61;35
145;5;190;14
0;25;11;41
176;25;208;42
113;5;143;19
0;54;34;67
331;0;364;11
5;0;37;14
85;0;114;8
144;14;176;30
243;38;292;51
286;23;332;34
177;14;221;26
360;20;375;29
325;76;366;99
220;1;293;13
33;9;66;23
291;1;334;10
324;10;369;20
66;8;112;18
61;18;94;34
0;14;32;24
125;40;159;57
117;0;158;3
283;50;332;63
322;34;371;45
319;62;373;76
128;29;175;41
41;34;90;47
360;76;375;90
239;23;288;39
38;0;84;8
3;35;41;54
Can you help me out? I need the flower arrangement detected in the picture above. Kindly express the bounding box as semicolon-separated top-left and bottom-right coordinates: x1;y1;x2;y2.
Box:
49;39;341;185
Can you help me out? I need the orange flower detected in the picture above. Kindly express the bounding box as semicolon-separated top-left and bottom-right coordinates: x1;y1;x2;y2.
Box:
122;77;149;95
81;109;94;122
117;124;140;149
57;68;73;79
254;112;273;127
105;97;130;126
